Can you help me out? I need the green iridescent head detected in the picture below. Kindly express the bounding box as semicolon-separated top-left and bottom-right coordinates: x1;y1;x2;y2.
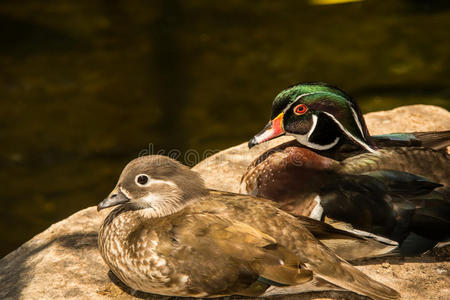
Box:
249;82;375;153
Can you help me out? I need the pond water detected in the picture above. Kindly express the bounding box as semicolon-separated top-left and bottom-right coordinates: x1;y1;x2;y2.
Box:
1;0;449;257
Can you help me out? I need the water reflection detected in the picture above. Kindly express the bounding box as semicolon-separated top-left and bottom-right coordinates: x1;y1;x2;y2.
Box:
0;0;449;257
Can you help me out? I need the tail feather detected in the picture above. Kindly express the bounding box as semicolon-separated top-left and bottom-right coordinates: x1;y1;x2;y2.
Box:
313;259;400;300
294;227;400;299
297;215;398;261
411;131;450;150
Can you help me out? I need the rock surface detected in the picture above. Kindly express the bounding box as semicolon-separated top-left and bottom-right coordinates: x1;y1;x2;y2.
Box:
1;105;449;300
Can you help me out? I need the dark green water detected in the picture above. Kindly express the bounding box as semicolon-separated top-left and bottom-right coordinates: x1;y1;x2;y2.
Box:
1;0;449;257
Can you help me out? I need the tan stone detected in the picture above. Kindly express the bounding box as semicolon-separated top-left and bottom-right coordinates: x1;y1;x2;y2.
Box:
364;105;450;135
1;105;449;300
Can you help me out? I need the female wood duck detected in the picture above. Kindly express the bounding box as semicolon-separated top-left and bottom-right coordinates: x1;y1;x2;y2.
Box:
98;155;399;299
248;82;450;160
240;146;450;255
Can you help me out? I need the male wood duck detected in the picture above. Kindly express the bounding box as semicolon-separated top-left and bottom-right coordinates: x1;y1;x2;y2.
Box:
240;146;450;255
98;155;399;299
243;82;450;254
248;82;450;160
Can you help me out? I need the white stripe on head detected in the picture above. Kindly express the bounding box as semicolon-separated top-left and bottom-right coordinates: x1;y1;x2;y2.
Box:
307;114;319;139
289;91;374;152
135;174;178;189
146;178;178;188
292;114;340;150
350;106;365;138
291;92;322;108
322;111;377;154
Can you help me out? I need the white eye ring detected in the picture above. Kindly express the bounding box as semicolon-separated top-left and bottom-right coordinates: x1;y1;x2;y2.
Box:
135;174;150;186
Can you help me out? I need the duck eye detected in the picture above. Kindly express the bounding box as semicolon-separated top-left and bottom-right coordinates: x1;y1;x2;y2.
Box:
135;174;149;186
293;104;308;115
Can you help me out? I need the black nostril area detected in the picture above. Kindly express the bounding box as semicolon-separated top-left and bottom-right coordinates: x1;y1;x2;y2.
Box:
110;194;117;198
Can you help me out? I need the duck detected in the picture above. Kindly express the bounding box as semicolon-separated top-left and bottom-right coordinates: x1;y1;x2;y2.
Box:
98;155;399;299
248;82;450;160
240;146;450;255
243;82;450;253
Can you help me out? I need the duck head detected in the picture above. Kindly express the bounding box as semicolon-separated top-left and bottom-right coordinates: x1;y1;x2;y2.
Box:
97;155;207;217
249;83;376;153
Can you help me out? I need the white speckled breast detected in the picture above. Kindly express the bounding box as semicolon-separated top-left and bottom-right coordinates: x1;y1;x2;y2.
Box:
98;207;193;296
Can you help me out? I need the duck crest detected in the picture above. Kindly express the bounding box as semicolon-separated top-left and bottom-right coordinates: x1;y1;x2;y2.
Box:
293;90;376;153
252;82;377;154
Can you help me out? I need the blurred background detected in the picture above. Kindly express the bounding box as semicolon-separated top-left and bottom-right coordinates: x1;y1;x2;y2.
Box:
1;0;449;257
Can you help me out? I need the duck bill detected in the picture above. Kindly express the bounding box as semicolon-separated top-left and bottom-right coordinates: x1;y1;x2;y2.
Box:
97;188;130;211
248;112;285;148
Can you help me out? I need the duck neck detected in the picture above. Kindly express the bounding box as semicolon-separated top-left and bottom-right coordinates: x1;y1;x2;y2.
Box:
98;206;139;259
134;196;190;219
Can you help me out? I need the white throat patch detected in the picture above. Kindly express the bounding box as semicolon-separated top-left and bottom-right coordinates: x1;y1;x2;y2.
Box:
139;193;186;219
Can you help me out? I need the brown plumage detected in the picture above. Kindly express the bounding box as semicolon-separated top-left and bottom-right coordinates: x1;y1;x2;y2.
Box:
240;146;450;255
98;155;399;299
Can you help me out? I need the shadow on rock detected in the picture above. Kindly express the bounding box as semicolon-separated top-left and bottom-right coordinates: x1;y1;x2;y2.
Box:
352;244;450;267
0;231;98;299
106;270;369;300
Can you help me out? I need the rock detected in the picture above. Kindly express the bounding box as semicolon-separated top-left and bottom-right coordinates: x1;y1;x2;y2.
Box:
1;105;449;300
364;105;450;135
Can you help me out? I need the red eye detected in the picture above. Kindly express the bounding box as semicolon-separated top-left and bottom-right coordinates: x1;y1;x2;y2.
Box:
293;104;308;115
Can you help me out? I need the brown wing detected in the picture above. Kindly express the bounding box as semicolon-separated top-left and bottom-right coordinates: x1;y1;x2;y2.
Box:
208;190;398;260
197;191;400;300
164;212;312;297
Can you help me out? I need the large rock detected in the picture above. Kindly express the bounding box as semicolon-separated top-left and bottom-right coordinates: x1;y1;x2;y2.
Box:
1;105;449;300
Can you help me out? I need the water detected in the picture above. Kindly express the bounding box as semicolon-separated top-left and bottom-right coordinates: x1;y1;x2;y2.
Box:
1;0;449;257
